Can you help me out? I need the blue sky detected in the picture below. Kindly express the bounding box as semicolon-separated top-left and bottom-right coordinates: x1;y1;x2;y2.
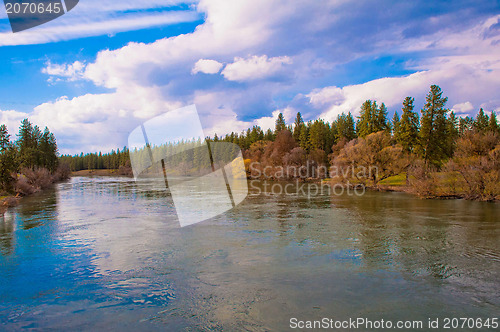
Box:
1;0;500;154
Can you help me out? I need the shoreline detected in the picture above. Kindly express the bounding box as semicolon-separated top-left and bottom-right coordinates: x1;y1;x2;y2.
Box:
69;170;498;203
72;169;131;177
365;184;498;203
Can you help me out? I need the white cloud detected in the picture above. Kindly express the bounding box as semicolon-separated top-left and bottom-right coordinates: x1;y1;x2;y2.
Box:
308;87;344;108
192;59;223;74
25;87;183;154
317;63;500;122
14;1;500;153
42;61;86;81
0;9;199;46
0;109;29;136
221;55;292;81
452;102;474;116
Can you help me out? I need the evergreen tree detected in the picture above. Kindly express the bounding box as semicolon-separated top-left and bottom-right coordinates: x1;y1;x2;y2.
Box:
458;116;474;136
308;119;328;151
0;125;17;191
445;111;459;157
299;124;310;151
293;112;304;143
473;108;489;132
356;100;376;138
16;119;37;169
392;111;400;137
275;113;286;133
336;112;356;141
488;111;499;134
376;102;389;132
39;127;58;171
0;124;10;151
264;128;274;141
395;97;419;153
418;85;450;167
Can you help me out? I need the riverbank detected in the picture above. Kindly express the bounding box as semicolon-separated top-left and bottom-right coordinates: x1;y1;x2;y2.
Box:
1;166;71;214
72;167;133;177
69;168;498;202
363;172;499;202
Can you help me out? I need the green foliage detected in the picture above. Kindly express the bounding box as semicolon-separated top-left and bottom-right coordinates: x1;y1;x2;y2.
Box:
377;103;390;132
275;112;286;133
334;112;356;141
392;111;400;136
394;97;420;153
308;119;333;153
299;124;310;151
417;85;450;167
0;119;59;192
445;111;459;157
0;125;17;191
356;100;376;138
488;111;499;134
459;116;474;136
293;112;304;142
473;108;489;132
61;147;130;171
356;100;389;138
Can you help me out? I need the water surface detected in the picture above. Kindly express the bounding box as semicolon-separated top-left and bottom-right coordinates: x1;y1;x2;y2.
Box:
1;177;499;330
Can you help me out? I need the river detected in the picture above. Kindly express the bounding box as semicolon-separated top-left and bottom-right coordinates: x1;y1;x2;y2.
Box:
0;176;499;330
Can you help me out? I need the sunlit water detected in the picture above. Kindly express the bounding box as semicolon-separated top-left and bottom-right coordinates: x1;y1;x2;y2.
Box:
0;177;499;330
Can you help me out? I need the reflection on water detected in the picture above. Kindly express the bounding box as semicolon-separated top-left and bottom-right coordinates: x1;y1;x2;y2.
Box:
0;177;499;330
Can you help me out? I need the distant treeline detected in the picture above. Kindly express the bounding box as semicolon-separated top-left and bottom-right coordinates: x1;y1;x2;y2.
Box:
59;85;499;200
60;148;131;172
0;119;68;195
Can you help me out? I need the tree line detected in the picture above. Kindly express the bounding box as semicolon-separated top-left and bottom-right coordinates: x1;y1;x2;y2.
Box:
234;84;498;200
214;85;498;166
59;84;499;199
59;148;131;172
0;119;61;193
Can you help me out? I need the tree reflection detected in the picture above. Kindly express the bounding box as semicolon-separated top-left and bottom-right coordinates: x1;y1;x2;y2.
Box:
0;212;15;255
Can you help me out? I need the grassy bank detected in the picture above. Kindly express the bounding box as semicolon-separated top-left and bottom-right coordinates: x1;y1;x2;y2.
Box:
366;172;499;202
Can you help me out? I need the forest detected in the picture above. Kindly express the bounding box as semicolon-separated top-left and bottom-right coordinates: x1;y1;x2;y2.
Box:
59;84;500;201
0;119;69;198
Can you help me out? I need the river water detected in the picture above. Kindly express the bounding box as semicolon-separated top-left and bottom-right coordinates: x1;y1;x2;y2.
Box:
0;177;499;330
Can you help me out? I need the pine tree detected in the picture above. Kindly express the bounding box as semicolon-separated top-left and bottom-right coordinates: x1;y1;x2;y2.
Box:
16;118;38;169
336;112;356;141
395;97;419;153
392;111;400;137
459;116;474;136
473;108;489;132
275;113;286;133
376;103;389;132
356;100;376;138
445;111;459;157
299;124;310;151
309;119;328;151
39;127;58;172
488;111;499;134
418;85;450;167
293;112;304;143
0;124;10;152
0;125;17;191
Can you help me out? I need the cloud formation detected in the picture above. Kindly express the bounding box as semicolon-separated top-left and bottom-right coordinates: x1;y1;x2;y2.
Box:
0;1;199;45
192;59;223;74
3;0;500;153
221;55;292;81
